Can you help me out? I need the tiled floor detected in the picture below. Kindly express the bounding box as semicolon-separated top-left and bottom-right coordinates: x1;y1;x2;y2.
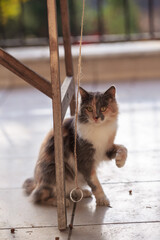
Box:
0;80;160;240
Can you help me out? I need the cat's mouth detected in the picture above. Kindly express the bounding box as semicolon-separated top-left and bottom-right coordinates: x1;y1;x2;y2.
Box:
92;118;102;124
94;118;99;123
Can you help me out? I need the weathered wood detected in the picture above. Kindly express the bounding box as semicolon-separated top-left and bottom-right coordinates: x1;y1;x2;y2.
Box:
0;48;52;98
0;48;73;122
60;0;73;76
60;0;75;116
0;0;76;231
61;76;74;120
47;0;67;230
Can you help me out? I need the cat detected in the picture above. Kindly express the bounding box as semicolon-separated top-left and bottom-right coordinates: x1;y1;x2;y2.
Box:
23;86;127;207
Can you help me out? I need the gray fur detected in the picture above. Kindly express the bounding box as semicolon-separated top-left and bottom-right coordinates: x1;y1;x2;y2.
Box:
106;145;117;159
23;86;125;206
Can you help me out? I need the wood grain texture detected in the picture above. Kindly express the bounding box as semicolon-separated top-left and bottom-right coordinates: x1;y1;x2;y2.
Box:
60;0;75;116
60;0;73;77
47;0;67;230
0;48;52;98
0;0;76;231
0;48;73;122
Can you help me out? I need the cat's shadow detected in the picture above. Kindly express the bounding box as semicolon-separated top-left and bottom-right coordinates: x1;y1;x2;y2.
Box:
73;197;110;224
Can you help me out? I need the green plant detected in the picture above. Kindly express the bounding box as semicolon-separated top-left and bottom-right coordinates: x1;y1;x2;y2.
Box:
102;0;140;34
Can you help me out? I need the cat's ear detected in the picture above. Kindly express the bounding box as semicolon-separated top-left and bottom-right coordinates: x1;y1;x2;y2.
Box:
104;86;116;98
79;87;89;100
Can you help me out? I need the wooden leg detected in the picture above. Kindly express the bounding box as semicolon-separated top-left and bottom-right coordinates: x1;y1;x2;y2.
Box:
47;0;67;230
61;76;75;120
0;48;75;121
0;48;52;98
70;94;76;116
60;0;75;116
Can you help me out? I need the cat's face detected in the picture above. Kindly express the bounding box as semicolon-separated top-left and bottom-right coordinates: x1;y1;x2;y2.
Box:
78;86;118;125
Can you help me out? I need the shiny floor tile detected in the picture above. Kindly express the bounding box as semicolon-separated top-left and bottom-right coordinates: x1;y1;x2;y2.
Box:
0;80;160;239
74;182;160;225
1;222;159;240
0;227;68;240
98;151;160;183
71;222;160;240
0;189;72;228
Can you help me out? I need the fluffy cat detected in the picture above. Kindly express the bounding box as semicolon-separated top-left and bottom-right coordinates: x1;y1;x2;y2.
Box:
23;86;127;207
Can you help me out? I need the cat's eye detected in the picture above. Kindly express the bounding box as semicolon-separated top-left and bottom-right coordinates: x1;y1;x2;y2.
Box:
101;106;107;112
86;106;93;112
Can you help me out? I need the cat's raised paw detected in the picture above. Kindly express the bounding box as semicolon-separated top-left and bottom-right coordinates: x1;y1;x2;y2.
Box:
115;145;127;168
96;196;110;207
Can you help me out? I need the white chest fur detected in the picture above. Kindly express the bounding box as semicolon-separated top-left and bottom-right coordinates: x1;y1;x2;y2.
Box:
77;120;117;165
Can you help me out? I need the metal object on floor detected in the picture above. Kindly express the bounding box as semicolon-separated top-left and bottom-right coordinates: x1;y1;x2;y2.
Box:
0;0;75;231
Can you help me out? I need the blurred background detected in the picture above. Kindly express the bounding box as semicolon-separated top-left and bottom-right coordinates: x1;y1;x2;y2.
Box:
0;0;160;47
0;0;160;88
0;0;160;46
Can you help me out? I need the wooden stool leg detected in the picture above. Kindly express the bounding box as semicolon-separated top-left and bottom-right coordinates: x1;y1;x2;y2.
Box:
60;0;75;116
47;0;67;230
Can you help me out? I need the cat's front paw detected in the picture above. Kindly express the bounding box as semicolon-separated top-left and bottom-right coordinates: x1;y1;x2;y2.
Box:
83;189;92;198
115;145;127;168
96;196;110;207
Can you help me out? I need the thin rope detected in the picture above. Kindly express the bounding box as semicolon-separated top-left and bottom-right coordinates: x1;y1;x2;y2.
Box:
73;0;85;190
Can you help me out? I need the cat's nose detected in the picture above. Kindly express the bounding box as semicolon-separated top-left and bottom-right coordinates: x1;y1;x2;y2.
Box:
94;116;99;120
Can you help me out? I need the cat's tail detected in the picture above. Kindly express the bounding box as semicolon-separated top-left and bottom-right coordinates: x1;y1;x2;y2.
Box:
23;178;35;195
30;185;57;205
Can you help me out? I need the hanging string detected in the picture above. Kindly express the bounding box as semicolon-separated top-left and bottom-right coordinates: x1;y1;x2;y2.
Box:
70;0;85;203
